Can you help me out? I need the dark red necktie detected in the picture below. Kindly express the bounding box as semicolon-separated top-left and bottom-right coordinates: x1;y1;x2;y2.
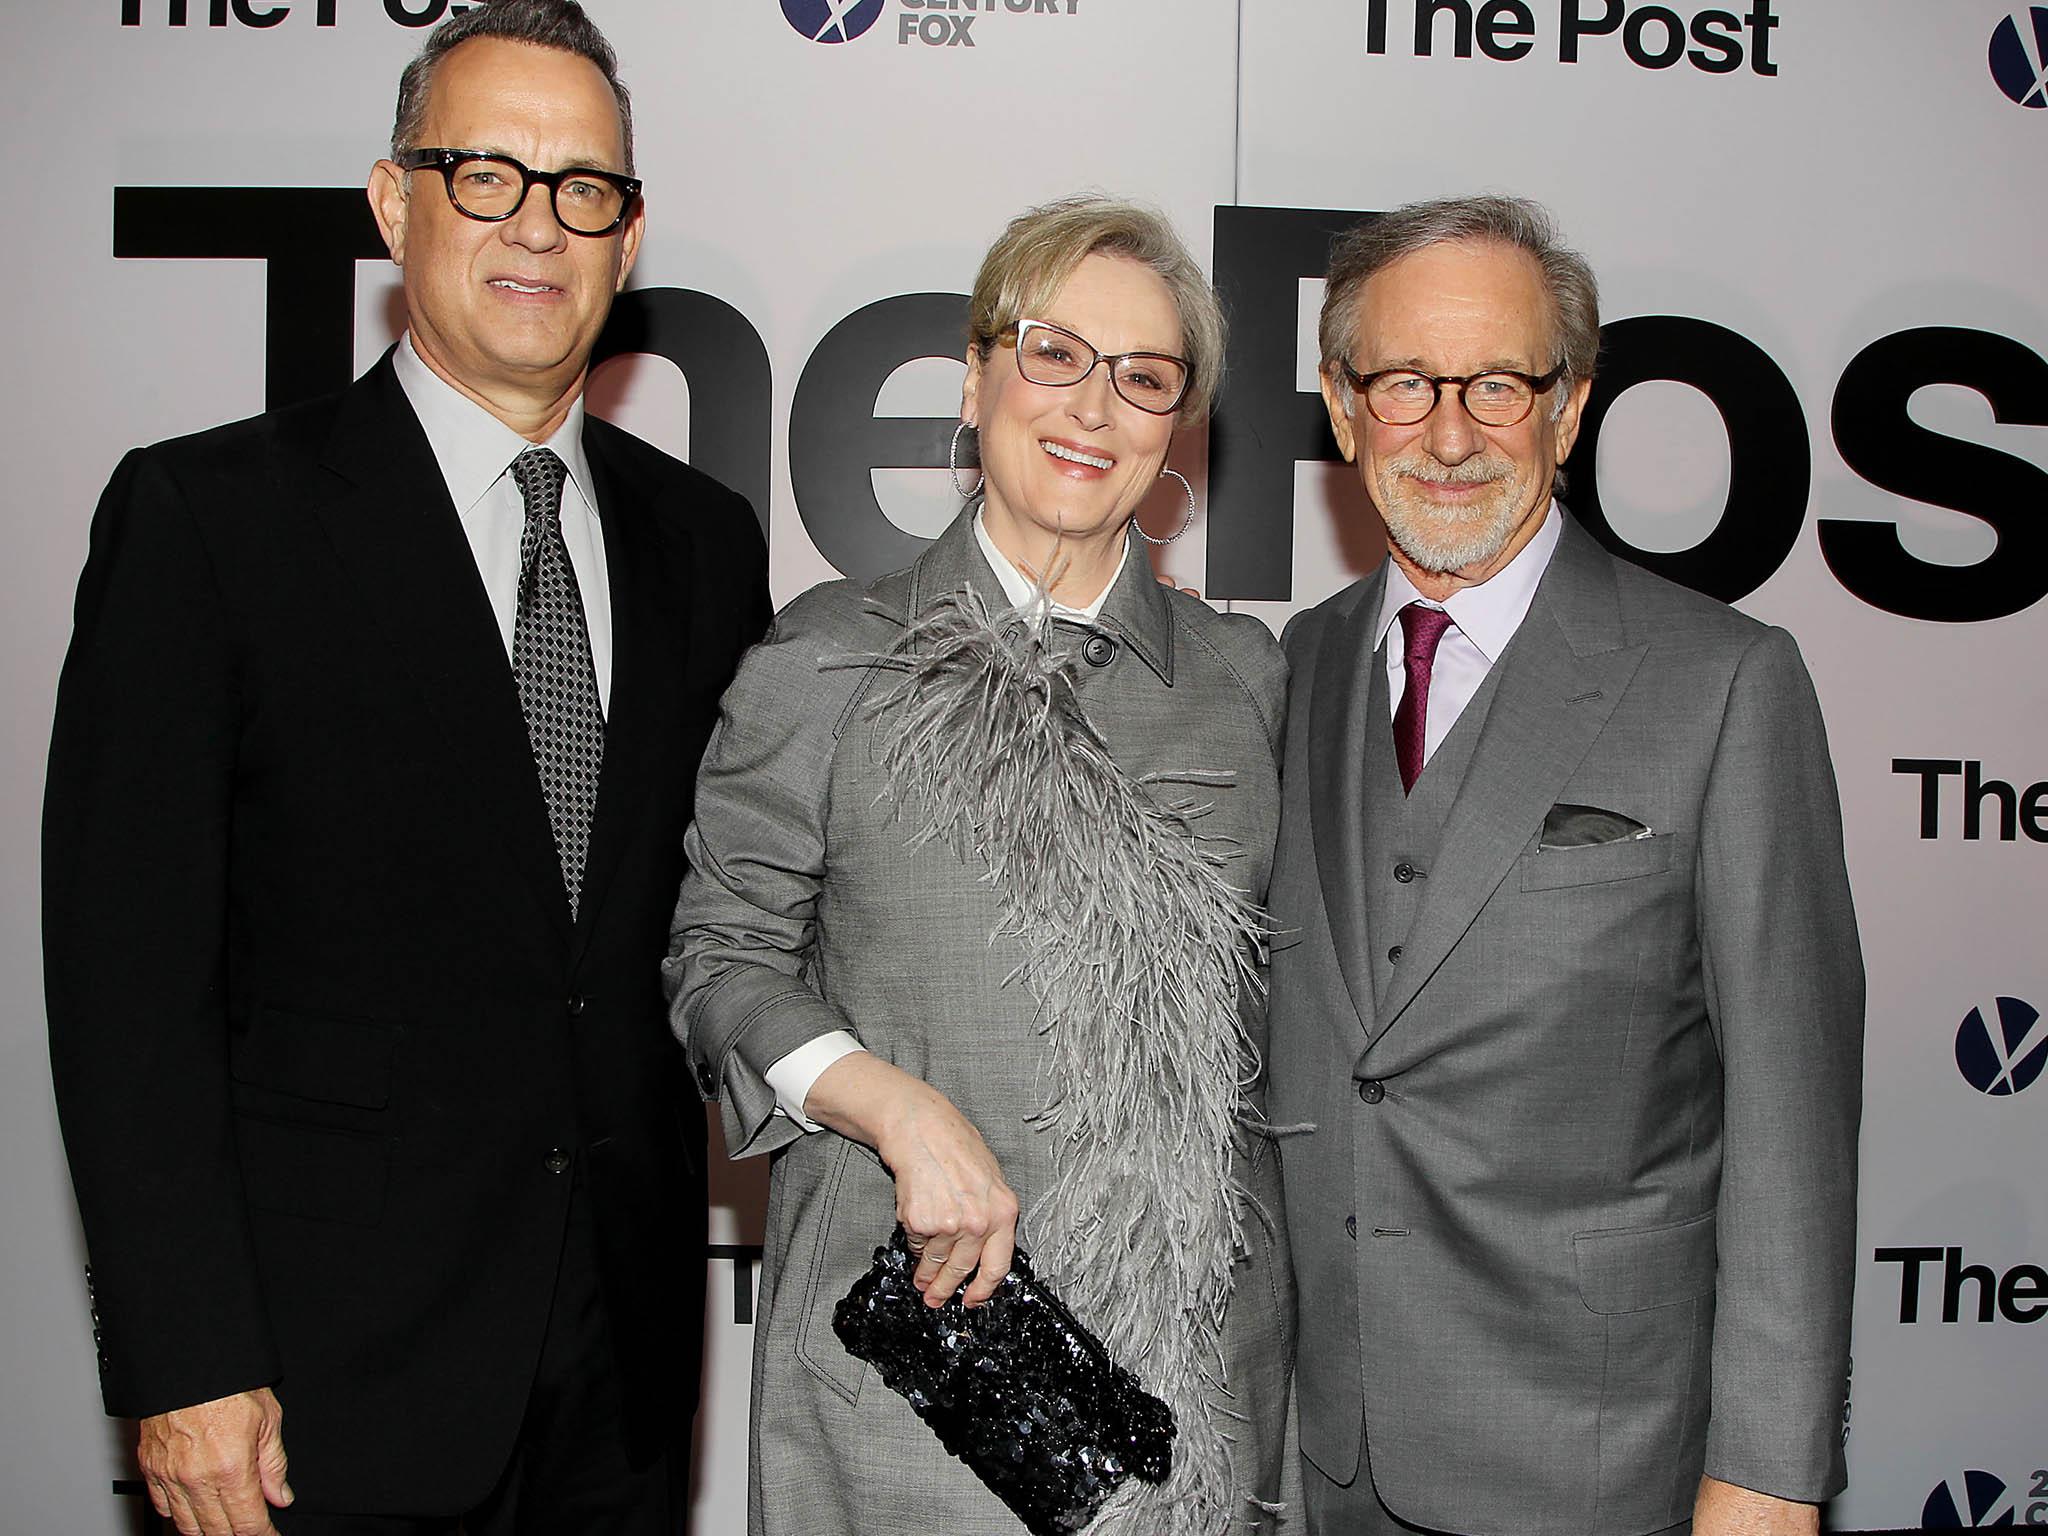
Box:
1392;602;1455;794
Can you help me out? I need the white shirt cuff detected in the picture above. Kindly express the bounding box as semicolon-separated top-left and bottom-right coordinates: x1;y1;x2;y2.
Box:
763;1032;866;1132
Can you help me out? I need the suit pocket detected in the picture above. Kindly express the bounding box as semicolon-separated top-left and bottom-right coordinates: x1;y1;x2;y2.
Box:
229;1003;398;1110
1520;831;1676;891
1573;1209;1717;1314
792;1138;879;1405
230;1004;398;1225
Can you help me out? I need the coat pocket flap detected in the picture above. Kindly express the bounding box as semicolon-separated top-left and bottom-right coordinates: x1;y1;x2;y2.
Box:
1521;831;1676;891
1573;1210;1717;1315
230;1005;398;1110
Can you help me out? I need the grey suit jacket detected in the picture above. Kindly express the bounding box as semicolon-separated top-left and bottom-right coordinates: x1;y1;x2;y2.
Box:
667;510;1297;1534
1267;513;1862;1536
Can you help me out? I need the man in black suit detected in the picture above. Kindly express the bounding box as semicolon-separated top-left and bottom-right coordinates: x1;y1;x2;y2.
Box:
43;4;768;1532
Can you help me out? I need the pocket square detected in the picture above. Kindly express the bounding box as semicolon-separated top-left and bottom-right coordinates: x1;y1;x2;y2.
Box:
1540;802;1653;849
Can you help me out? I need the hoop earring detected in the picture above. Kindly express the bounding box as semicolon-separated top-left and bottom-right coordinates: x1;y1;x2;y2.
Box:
949;420;982;500
1133;468;1195;545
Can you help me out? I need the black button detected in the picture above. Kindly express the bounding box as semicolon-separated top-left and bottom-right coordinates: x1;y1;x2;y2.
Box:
566;994;586;1017
1081;634;1116;668
1393;861;1416;883
1357;1079;1385;1105
1387;945;1404;963
542;1148;572;1175
696;1063;717;1097
1345;1214;1358;1239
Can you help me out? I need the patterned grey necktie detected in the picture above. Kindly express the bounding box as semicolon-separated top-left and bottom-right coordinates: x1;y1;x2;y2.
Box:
509;448;604;917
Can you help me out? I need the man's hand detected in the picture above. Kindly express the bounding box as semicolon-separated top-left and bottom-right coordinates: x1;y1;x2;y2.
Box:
138;1387;292;1536
803;1052;1019;1308
1693;1475;1819;1536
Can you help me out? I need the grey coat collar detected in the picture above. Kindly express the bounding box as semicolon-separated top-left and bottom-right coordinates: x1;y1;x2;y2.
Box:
864;506;1176;684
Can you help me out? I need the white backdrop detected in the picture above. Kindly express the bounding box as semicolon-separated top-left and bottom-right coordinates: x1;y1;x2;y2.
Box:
4;2;2044;1531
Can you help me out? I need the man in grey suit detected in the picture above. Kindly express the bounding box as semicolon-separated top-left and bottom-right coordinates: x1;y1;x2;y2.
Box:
1266;195;1863;1536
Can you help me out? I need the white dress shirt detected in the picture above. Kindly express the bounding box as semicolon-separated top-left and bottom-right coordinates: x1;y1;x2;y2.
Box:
760;511;1132;1131
391;333;613;710
1374;500;1563;764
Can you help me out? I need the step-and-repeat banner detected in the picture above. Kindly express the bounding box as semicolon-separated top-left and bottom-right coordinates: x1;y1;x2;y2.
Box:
2;2;2042;1530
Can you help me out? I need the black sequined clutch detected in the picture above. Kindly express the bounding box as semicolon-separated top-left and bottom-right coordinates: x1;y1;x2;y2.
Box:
831;1227;1175;1535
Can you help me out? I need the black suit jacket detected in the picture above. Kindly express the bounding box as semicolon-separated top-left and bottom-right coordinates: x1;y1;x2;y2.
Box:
43;354;770;1512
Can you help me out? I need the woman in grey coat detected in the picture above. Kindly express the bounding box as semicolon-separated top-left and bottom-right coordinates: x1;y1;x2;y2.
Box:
666;196;1295;1535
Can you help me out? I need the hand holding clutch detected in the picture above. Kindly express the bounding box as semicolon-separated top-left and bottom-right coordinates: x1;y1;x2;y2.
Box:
832;1227;1175;1535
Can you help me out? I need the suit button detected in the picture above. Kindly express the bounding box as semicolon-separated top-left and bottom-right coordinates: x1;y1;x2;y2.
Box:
695;1062;717;1097
1386;945;1404;963
542;1148;572;1175
566;994;586;1017
1081;633;1116;668
1357;1079;1385;1105
1345;1214;1358;1240
1393;861;1416;883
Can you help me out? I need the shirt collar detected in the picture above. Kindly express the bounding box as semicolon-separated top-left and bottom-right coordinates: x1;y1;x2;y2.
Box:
1373;498;1564;660
392;332;594;517
971;507;1129;622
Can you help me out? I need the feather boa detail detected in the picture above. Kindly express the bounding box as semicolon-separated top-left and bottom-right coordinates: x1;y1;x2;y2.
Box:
848;582;1271;1533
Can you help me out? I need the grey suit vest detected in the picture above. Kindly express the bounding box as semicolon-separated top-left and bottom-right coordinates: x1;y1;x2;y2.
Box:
1358;631;1507;1020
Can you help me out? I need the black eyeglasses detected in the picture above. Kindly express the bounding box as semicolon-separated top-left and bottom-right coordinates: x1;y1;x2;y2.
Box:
398;148;641;237
1339;361;1566;427
1004;320;1192;415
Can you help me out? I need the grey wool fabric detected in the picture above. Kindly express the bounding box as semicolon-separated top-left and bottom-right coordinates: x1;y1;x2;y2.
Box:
854;584;1273;1530
666;509;1298;1535
1266;513;1863;1536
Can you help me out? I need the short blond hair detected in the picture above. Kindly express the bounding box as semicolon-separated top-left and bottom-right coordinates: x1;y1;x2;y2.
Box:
967;195;1225;420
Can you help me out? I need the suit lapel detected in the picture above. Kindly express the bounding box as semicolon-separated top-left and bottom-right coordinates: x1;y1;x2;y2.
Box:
308;358;573;947
1370;519;1646;1040
570;435;664;959
1307;571;1387;1041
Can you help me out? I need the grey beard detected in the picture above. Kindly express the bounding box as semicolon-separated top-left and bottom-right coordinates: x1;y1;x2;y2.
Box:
1378;467;1519;573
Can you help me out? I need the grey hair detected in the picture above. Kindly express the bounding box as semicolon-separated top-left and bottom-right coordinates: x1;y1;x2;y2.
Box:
967;195;1227;421
391;0;635;174
1318;194;1599;415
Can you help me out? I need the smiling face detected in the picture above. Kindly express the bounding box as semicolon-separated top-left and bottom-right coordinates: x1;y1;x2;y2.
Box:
368;37;642;432
1320;238;1591;595
963;252;1183;578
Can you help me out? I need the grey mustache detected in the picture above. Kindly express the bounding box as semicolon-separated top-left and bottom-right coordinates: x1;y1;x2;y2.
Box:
1394;459;1512;485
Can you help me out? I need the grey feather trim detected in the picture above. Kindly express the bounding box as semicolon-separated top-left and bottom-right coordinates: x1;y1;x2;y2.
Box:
847;582;1271;1534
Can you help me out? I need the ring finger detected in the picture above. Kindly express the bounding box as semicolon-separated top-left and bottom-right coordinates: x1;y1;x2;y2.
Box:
913;1246;953;1289
927;1243;979;1305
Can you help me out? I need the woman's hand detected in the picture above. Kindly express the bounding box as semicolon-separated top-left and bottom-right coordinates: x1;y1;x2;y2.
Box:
802;1052;1019;1307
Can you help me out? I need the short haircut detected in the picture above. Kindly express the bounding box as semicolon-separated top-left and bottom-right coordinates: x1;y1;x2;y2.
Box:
1318;194;1600;410
967;195;1227;420
391;0;635;174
